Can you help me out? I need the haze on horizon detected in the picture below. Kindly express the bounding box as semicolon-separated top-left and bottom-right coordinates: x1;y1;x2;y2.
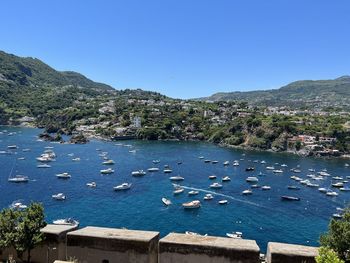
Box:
0;0;349;99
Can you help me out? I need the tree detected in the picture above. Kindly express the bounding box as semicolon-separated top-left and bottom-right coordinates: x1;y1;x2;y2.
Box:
320;209;350;262
0;208;20;251
316;247;344;263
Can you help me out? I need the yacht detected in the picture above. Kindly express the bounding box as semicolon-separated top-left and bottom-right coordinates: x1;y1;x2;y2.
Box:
103;159;115;165
204;160;211;163
100;168;114;174
204;194;214;200
152;160;160;164
251;184;260;188
72;157;80;162
266;166;275;170
287;185;300;190
273;169;283;174
7;145;18;149
233;161;240;166
37;164;51;168
131;170;146;176
223;161;230;166
308;168;316;172
147;167;159;172
52;193;66;200
260;160;266;164
326;191;338;197
245;167;255;171
208;175;217;180
332;214;343;219
345;163;349;167
281;196;300;201
222;176;231;182
211;160;219;164
210;182;223;189
261;186;271;190
10;201;27;210
182;200;201;209
332;176;344;180
318;187;327;193
318;171;331;176
86;182;97;188
306;182;319;188
332;182;344;188
53;218;79;226
188;191;199;196
173;188;184;195
281;164;288;167
198;156;204;159
163;169;173;173
56;172;71;179
8;175;29;183
218;199;228;204
340;187;350;192
242;189;252;195
246;177;259;183
162;198;172;206
114;183;132;191
226;232;243;239
169;176;184;181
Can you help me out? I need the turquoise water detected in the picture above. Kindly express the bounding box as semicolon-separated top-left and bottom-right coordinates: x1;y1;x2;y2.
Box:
0;126;349;251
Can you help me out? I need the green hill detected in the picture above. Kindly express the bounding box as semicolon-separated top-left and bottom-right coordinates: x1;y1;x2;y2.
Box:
200;76;350;109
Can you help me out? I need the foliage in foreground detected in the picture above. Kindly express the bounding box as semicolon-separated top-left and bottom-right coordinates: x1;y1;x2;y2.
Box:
316;247;344;263
0;203;46;263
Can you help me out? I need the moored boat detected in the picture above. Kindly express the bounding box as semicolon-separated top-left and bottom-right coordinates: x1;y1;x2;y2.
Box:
281;196;300;201
182;200;201;209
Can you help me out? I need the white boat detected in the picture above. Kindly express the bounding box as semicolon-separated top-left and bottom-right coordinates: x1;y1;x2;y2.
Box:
129;150;136;153
100;168;114;174
169;176;184;181
36;156;52;162
114;183;132;191
273;169;283;173
10;201;27;210
52;193;66;200
17;157;25;160
226;231;243;239
233;161;240;166
332;214;343;219
185;231;207;236
204;194;214;200
8;175;29;183
131;170;146;176
211;160;219;164
86;182;97;188
163;169;172;173
222;176;231;182
210;182;223;189
223;161;230;166
333;176;343;180
260;160;266;164
242;189;252;195
318;171;331;176
318;187;327;193
306;182;319;187
332;182;344;188
72;157;80;161
326;191;338;197
56;172;71;179
198;156;204;159
208;175;217;179
152;160;160;164
147;167;159;172
281;164;288;167
218;199;228;204
340;187;350;191
103;159;115;165
261;186;271;190
188;190;199;196
53;218;79;226
162;198;172;206
345;163;349;167
22;148;31;152
266;166;275;170
173;188;184;195
246;177;259;183
182;200;201;209
37;164;51;168
7;145;18;149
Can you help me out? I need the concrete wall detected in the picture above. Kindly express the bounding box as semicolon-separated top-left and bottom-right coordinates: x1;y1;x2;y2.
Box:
66;227;160;263
159;233;260;263
266;242;319;263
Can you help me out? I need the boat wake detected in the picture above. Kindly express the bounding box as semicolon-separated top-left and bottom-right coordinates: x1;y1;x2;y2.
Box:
178;185;266;208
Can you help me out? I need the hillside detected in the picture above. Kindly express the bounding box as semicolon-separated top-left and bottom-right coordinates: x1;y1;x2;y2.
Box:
200;76;350;109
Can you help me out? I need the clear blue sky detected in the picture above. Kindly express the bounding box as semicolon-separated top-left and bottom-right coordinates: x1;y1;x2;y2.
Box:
0;0;349;99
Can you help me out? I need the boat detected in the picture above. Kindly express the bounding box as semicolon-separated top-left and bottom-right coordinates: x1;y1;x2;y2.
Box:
173;188;184;195
188;190;199;196
251;184;260;188
185;231;207;236
204;159;211;163
318;171;331;176
147;167;159;172
22;148;31;152
72;157;81;161
287;185;300;190
17;157;25;160
233;161;240;166
182;200;201;209
332;213;343;219
266;166;275;170
318;187;327;193
103;159;115;165
36;156;53;162
7;145;18;149
223;161;230;166
326;191;338;197
340;187;350;192
222;176;231;182
208;175;217;179
86;182;97;188
8;175;29;183
332;176;344;180
218;199;228;204
52;193;66;200
56;172;71;179
152;160;160;164
204;194;214;200
291;169;301;173
345;163;349;167
211;160;219;164
169;176;184;181
198;156;204;159
308;168;316;172
281;164;288;167
37;164;51;168
245;167;255;171
332;182;344;188
226;231;243;239
131;170;146;176
246;177;259;183
114;183;132;191
163;169;172;173
162;198;172;206
100;168;114;174
10;201;27;210
53;218;79;226
306;182;319;188
273;169;283;173
210;182;223;189
242;189;252;195
281;196;300;201
261;186;271;190
129;150;136;153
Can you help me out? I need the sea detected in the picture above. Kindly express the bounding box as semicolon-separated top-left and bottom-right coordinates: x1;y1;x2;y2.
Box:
0;126;349;252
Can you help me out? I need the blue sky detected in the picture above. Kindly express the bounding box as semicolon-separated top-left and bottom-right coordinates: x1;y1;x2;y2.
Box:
0;0;349;99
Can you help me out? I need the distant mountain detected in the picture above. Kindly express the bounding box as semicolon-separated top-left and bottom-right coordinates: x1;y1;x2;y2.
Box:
0;50;114;91
198;76;350;108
